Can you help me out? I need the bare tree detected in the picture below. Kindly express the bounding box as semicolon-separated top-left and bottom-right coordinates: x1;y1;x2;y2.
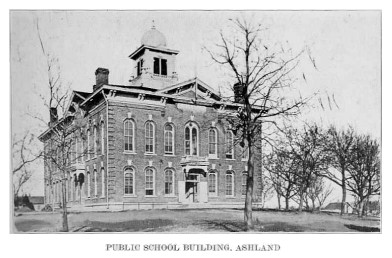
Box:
12;132;42;204
346;134;380;217
264;147;299;211
206;17;315;230
33;19;87;231
307;176;333;211
284;124;329;212
323;125;355;215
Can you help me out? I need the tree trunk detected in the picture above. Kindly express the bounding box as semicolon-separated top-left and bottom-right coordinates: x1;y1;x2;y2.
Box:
299;191;304;212
357;199;364;218
341;168;347;215
285;197;289;211
244;149;254;231
311;198;315;212
61;178;69;232
277;193;281;210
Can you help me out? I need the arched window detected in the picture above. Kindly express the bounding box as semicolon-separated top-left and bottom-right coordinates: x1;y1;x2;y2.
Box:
208;128;218;158
208;171;217;195
164;124;174;155
94;169;98;197
241;172;248;196
225;131;234;159
87;129;91;160
124;120;135;152
225;171;234;196
184;123;199;156
101;168;105;197
145;121;155;154
93;125;97;158
124;167;135;195
87;169;91;198
145;167;155;196
101;121;105;155
164;169;174;195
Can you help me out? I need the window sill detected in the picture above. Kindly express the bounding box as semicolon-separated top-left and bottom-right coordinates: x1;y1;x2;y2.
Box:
145;195;157;198
241;159;249;162
208;194;218;197
123;151;137;155
226;158;236;161
124;194;137;198
164;195;176;198
164;154;175;157
225;196;236;199
144;153;157;156
208;155;218;160
100;196;106;199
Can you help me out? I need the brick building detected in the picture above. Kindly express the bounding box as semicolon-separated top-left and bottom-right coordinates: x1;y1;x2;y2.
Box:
39;25;263;210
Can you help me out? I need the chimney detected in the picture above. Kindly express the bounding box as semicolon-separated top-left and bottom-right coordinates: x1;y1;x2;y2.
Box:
49;107;58;126
233;82;245;104
94;67;109;91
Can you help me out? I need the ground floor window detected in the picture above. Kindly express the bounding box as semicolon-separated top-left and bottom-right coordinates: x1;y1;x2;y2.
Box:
124;168;134;195
225;171;234;196
164;169;174;195
145;167;155;196
242;172;247;196
208;172;217;195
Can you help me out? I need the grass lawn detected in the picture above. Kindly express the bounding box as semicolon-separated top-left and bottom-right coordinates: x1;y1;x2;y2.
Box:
12;209;380;233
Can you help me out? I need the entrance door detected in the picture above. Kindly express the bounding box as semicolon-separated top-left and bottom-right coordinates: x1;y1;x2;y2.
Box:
185;182;198;203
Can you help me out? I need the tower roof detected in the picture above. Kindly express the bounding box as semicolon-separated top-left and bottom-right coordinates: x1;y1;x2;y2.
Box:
140;24;167;47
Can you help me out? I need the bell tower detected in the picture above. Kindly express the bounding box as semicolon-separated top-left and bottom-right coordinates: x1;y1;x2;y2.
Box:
129;23;179;91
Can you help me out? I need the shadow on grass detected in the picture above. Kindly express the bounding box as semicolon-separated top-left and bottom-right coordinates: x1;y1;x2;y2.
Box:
14;219;52;232
199;220;308;232
79;219;175;232
344;224;380;232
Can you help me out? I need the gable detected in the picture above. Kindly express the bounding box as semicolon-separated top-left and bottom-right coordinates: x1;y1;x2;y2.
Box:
177;89;206;100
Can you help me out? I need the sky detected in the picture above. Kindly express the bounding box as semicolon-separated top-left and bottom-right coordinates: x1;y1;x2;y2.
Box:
10;10;381;198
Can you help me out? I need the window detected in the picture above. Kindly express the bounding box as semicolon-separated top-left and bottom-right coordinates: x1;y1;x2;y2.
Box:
242;172;248;196
184;123;199;156
101;168;105;197
164;124;174;155
87;171;91;198
124;120;135;152
94;169;97;197
87;129;90;160
208;128;218;158
225;131;234;159
145;121;155;154
241;144;249;161
137;59;144;76
153;57;167;76
93;126;97;158
164;169;174;195
225;171;234;196
208;171;217;195
124;167;134;195
145;168;155;196
101;121;105;155
81;131;85;162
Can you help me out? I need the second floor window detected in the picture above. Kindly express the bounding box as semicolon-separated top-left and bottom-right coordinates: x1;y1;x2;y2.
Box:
101;121;105;155
124;120;135;152
153;57;167;76
225;131;234;159
185;123;198;156
145;121;155;154
208;128;218;158
164;124;174;155
93;126;97;157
